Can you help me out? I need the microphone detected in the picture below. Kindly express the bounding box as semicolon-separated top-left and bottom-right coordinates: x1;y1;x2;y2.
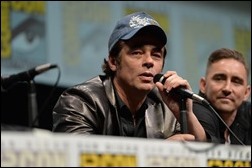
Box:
1;63;58;90
153;73;209;105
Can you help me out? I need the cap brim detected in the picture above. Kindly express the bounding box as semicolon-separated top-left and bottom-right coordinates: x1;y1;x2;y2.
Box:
121;25;167;46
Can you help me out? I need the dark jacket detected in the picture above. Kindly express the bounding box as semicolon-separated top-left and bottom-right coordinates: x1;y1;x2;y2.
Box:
52;75;180;139
193;91;251;145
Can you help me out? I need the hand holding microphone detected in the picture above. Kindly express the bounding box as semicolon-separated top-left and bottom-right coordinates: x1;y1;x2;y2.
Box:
153;72;196;134
154;73;209;105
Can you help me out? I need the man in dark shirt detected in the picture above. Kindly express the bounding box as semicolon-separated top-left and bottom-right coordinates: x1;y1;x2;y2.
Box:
53;11;207;141
193;48;251;145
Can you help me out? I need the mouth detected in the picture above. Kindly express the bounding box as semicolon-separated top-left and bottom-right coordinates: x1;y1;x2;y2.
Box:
141;72;154;77
139;72;154;82
218;97;234;103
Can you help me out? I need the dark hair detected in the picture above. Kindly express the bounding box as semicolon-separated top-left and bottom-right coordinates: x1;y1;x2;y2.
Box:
207;48;249;77
102;40;167;77
102;41;124;77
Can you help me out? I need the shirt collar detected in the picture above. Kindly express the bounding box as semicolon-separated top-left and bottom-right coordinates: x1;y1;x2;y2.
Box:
114;87;148;112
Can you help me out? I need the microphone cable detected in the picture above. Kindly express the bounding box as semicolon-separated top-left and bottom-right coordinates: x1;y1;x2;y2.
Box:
201;100;246;146
153;73;245;145
179;100;246;154
31;65;61;128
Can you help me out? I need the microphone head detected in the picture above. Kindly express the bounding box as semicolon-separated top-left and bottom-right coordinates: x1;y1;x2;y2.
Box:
153;73;164;83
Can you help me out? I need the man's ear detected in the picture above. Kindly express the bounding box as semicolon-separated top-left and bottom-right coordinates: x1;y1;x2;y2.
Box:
199;77;206;94
243;85;251;101
108;56;117;71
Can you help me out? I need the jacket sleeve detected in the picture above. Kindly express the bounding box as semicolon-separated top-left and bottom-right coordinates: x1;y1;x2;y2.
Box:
52;85;103;134
193;101;221;143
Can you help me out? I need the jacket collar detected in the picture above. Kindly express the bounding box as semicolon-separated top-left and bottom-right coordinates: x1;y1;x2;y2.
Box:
103;76;117;107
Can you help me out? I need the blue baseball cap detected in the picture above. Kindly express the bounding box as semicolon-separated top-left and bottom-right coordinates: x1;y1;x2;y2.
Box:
108;11;167;52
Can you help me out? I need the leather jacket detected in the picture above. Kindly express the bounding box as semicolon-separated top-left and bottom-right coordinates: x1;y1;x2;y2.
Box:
52;75;180;139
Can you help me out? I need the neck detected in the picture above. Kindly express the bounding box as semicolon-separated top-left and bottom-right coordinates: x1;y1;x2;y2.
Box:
219;110;237;127
113;80;147;114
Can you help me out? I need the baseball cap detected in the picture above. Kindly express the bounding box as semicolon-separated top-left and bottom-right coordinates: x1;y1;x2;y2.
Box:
108;11;167;52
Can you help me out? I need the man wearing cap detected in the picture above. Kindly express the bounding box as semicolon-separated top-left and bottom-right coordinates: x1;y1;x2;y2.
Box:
52;12;207;141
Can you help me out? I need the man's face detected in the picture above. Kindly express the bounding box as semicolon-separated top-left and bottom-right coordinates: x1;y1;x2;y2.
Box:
200;58;250;114
111;32;165;94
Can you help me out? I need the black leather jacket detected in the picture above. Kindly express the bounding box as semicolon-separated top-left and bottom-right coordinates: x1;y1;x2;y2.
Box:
52;75;180;139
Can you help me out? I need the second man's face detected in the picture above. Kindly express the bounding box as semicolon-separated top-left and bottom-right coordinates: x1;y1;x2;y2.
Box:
201;58;250;114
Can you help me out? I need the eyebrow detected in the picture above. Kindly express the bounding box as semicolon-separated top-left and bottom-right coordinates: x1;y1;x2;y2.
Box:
213;73;245;83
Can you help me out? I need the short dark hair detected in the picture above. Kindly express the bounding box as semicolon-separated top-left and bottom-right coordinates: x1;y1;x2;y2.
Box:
206;48;249;77
102;41;124;77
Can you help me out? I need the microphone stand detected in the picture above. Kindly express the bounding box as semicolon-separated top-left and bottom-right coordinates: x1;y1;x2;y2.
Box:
28;80;39;128
180;98;188;133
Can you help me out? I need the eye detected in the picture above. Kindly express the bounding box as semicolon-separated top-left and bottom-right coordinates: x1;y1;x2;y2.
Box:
232;77;244;85
212;74;225;81
152;48;163;59
152;52;162;58
213;76;222;81
131;50;142;56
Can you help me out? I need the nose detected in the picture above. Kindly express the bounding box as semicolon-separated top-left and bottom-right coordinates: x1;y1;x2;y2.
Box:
143;53;154;69
222;80;232;96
